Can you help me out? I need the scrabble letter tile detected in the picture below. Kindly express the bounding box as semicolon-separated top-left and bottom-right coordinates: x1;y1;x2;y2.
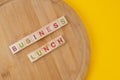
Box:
9;16;68;54
27;35;65;62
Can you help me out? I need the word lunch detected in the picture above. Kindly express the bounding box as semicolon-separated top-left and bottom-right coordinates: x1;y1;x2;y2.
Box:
9;16;68;54
27;35;65;62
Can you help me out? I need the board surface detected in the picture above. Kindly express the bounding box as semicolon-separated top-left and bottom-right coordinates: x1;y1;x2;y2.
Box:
0;0;90;80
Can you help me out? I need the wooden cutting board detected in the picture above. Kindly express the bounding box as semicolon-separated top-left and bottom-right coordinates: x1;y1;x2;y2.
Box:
0;0;90;80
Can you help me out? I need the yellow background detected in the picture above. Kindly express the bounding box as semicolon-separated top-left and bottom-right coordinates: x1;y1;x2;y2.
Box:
64;0;120;80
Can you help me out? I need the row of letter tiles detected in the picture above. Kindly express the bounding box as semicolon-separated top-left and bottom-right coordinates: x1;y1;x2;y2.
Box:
27;35;65;62
9;16;68;54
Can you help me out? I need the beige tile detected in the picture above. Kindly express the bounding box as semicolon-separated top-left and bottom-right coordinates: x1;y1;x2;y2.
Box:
55;35;65;46
48;39;58;50
27;52;39;62
40;44;52;55
9;43;20;55
57;16;68;27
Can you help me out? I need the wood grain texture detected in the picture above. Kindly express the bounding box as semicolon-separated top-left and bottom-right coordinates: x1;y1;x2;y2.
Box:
0;0;90;80
0;0;10;6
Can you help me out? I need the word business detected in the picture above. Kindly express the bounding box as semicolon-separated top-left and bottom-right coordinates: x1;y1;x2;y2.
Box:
9;16;68;54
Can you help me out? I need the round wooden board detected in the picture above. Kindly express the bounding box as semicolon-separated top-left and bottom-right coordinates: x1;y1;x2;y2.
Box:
0;0;90;80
